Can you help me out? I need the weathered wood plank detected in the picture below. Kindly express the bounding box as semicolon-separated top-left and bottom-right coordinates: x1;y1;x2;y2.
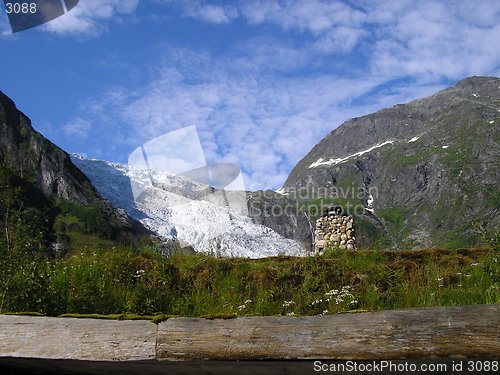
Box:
0;316;157;361
157;304;500;360
1;305;498;362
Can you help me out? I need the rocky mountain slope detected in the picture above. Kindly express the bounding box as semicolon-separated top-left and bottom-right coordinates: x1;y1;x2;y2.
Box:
283;76;499;249
0;91;151;249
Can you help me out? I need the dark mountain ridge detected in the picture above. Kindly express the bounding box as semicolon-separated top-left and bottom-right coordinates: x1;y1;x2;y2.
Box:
0;90;151;250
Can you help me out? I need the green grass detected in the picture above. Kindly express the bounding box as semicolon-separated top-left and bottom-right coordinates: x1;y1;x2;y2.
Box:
1;245;498;318
354;218;389;250
53;199;120;245
377;206;412;247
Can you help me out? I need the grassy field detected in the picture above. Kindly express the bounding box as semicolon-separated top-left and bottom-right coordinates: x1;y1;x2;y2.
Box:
1;244;498;318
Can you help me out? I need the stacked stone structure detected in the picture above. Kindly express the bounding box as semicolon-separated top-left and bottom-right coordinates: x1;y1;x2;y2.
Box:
314;205;356;254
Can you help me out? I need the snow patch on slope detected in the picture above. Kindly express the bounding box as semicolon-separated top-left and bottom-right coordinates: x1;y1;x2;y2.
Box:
72;155;305;258
275;187;288;195
309;140;394;168
365;194;375;213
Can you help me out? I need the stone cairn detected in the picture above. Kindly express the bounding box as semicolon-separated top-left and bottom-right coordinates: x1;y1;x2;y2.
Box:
314;205;356;254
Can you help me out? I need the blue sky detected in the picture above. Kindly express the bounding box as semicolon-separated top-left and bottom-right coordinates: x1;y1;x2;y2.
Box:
1;0;499;190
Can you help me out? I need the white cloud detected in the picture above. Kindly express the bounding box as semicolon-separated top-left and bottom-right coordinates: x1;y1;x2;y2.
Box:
362;0;500;81
64;0;500;189
43;0;139;36
226;38;310;74
184;3;238;24
239;0;367;54
171;0;367;53
62;118;92;139
75;47;388;189
173;0;500;70
161;0;238;24
314;26;366;53
240;0;365;34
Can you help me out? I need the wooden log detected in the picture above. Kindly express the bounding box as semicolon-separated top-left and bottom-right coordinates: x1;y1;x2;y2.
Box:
156;304;500;360
0;315;157;361
0;305;498;362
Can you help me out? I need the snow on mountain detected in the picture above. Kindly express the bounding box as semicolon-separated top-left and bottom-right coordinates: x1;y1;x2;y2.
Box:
308;140;395;168
72;155;306;258
275;187;288;195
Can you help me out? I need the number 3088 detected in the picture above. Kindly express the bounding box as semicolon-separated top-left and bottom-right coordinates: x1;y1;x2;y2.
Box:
5;3;37;14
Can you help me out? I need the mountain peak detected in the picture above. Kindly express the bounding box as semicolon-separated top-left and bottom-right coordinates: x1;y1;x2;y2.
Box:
452;75;499;90
435;76;500;101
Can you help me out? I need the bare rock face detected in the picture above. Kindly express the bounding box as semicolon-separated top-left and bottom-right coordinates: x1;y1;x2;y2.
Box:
0;92;93;203
0;90;151;244
283;76;500;249
247;190;314;250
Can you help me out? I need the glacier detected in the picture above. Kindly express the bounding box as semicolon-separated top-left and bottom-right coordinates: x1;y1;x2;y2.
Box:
72;155;306;258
